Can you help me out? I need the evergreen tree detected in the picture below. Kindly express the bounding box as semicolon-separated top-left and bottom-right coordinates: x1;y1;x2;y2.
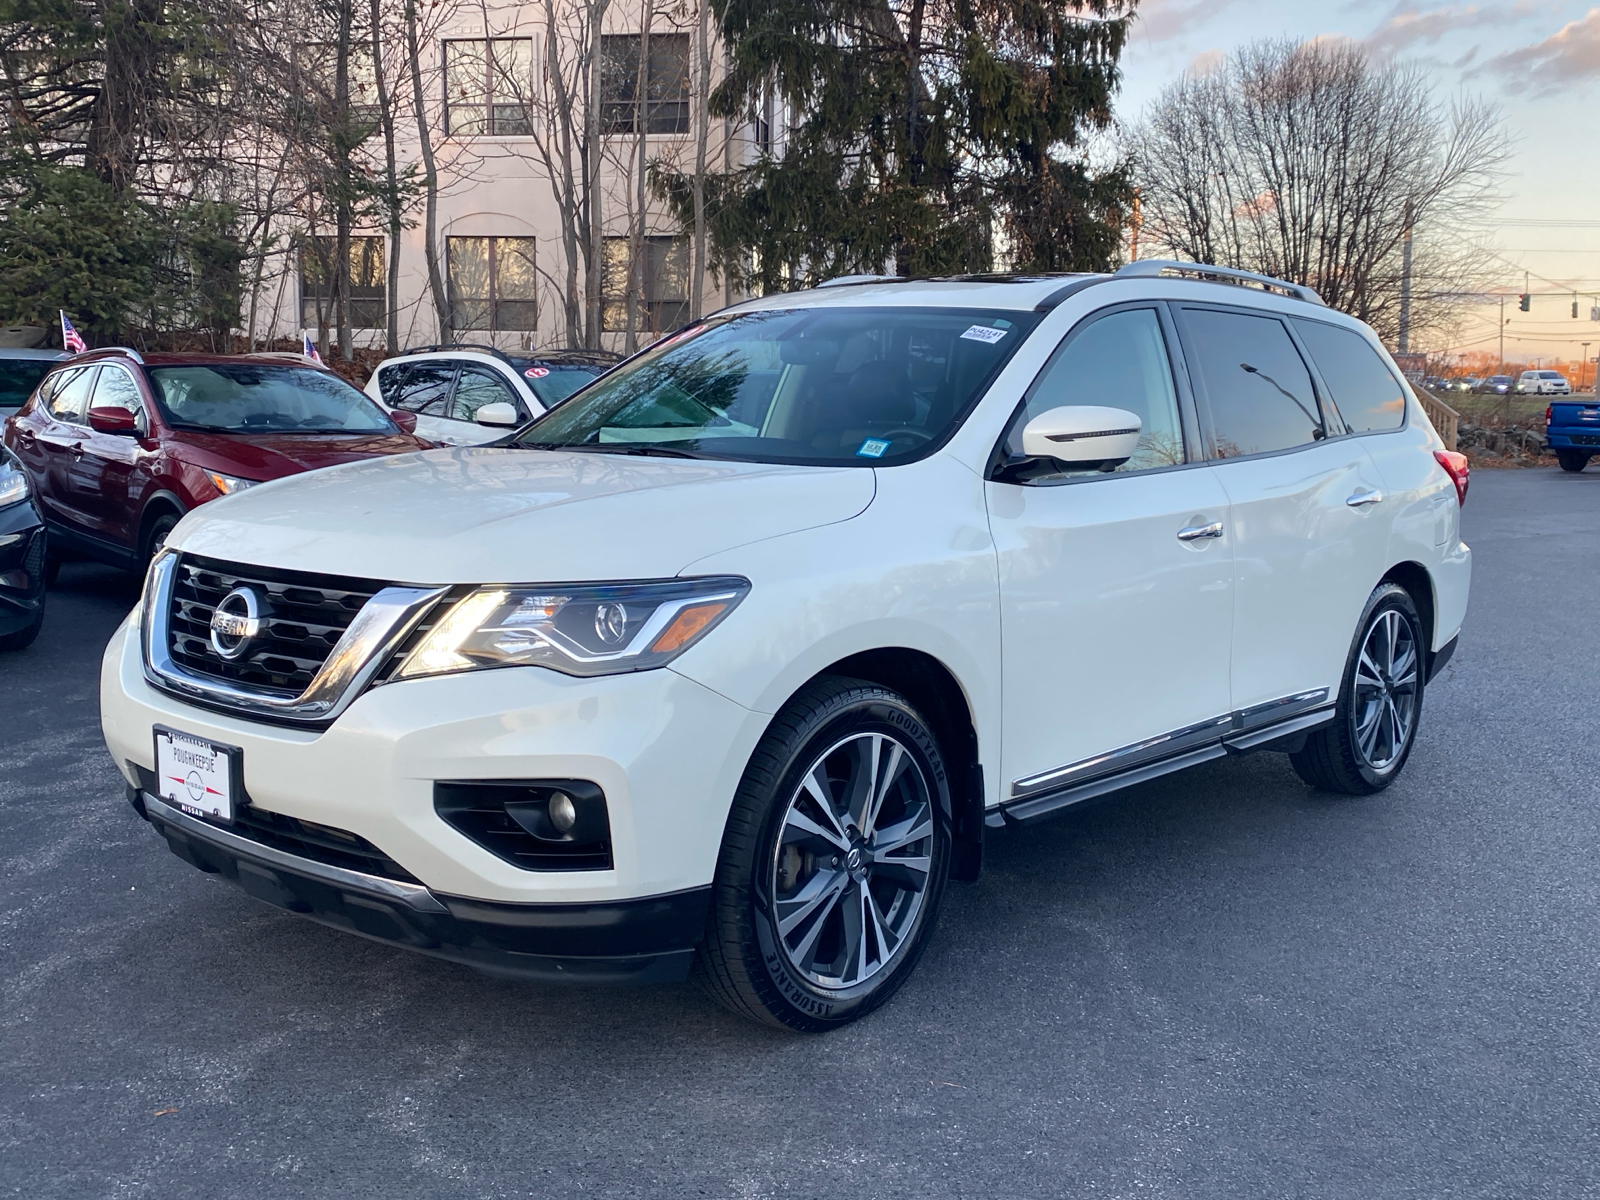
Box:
661;0;1137;291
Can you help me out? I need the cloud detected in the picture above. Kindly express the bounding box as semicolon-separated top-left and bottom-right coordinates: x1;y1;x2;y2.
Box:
1133;0;1245;44
1362;5;1502;58
1187;48;1224;75
1486;8;1600;86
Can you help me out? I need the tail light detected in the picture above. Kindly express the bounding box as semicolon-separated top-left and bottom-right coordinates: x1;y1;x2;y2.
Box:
1546;406;1552;426
1434;450;1469;507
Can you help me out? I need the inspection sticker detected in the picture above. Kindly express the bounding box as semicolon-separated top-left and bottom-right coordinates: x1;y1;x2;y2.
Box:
524;367;550;378
960;325;1007;344
856;438;892;458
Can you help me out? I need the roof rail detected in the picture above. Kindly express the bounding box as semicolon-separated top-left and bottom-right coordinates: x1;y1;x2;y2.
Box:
1115;260;1326;306
816;274;904;289
78;346;146;364
399;342;517;364
246;351;324;367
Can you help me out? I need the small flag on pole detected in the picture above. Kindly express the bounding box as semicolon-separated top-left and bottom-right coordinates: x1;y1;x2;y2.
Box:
302;332;324;366
60;311;86;354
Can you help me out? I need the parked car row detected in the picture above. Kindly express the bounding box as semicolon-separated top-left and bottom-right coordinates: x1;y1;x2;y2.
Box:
0;343;615;650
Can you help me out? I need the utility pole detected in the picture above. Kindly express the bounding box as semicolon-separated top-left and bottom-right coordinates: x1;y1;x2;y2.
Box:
1499;295;1505;373
1583;342;1593;394
1398;206;1413;355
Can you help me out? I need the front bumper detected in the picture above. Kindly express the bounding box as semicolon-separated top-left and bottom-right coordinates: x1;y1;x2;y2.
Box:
135;789;707;982
102;615;770;908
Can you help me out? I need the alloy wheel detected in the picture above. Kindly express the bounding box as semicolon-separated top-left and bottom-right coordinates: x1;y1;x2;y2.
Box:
1352;608;1419;771
769;731;936;990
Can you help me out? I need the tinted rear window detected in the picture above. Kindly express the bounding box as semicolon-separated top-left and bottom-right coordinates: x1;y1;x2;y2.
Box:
1292;320;1407;433
1180;308;1323;458
0;359;54;407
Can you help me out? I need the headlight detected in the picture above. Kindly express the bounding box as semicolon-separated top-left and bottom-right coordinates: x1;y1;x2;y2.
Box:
205;471;260;495
393;576;751;681
0;451;28;508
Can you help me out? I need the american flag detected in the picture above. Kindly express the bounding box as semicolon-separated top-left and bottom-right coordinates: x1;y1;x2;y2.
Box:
302;332;324;366
60;311;86;354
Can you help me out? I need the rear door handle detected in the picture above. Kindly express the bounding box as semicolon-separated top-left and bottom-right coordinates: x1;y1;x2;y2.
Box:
1346;489;1384;507
1177;521;1224;541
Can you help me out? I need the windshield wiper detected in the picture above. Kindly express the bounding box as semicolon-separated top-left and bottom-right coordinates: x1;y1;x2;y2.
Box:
533;442;706;459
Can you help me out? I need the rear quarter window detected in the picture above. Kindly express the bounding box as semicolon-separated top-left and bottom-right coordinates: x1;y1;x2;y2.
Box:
1292;319;1407;433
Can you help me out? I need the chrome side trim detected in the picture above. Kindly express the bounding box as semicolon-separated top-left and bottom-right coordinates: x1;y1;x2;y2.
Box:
1006;745;1228;824
1234;688;1330;731
1011;713;1234;800
1009;687;1334;802
1223;706;1335;752
141;552;448;725
142;793;448;913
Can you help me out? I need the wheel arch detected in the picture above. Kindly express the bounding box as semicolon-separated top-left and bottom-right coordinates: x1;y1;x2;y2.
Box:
1379;560;1436;653
137;491;187;552
800;647;985;883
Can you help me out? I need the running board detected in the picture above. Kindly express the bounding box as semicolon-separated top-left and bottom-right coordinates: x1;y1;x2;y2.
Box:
988;704;1336;827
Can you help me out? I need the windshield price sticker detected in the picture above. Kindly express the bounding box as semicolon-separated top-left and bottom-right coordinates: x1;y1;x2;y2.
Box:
154;727;235;823
960;325;1008;344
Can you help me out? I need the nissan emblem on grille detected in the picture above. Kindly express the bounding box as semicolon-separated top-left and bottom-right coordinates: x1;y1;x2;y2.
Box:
209;585;265;660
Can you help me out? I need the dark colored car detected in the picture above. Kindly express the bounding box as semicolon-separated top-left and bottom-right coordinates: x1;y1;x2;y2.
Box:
1;349;431;573
0;445;47;650
1475;375;1514;395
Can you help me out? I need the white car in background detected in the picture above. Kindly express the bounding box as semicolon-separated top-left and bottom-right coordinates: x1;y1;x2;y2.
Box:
102;262;1472;1031
366;345;617;445
1516;370;1570;396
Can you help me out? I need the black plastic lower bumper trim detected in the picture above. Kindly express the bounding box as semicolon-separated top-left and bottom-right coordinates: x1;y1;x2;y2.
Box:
139;793;707;984
1427;634;1459;683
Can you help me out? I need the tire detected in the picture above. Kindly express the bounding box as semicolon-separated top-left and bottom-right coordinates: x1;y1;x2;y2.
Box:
1557;451;1589;473
1292;584;1425;795
697;676;952;1032
0;603;43;651
140;510;179;568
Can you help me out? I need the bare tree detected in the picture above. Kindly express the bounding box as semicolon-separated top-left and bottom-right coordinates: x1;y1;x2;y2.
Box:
1132;39;1508;344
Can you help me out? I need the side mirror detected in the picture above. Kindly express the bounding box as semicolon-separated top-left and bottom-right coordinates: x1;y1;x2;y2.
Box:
390;409;418;435
87;405;139;436
1021;405;1142;468
474;401;519;428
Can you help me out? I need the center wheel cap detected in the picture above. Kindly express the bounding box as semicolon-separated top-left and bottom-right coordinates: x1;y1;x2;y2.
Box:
845;846;869;879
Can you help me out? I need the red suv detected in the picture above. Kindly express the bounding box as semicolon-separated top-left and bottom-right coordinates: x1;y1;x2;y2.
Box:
1;349;430;573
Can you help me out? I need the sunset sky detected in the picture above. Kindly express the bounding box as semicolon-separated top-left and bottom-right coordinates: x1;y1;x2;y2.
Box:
1119;1;1600;371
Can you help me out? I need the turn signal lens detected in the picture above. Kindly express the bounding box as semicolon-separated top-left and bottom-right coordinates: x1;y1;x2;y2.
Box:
650;602;731;654
1433;450;1469;507
206;471;260;496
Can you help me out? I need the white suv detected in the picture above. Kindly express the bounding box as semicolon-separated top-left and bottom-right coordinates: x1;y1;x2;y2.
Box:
366;345;617;445
1516;370;1570;396
101;263;1472;1030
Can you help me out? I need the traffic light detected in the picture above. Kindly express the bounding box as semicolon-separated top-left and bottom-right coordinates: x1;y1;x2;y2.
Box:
1519;293;1531;312
1575;300;1581;319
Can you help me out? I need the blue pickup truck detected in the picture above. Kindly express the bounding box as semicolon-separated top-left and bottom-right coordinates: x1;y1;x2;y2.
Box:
1547;400;1600;472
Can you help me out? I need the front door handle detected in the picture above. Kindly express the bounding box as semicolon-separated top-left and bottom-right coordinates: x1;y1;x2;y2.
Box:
71;441;85;461
1346;489;1384;508
1177;521;1224;541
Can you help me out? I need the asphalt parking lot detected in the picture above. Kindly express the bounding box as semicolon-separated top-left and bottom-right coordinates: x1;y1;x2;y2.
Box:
3;467;1598;1198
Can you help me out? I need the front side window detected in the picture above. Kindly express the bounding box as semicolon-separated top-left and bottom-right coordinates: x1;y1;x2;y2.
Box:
91;365;144;416
300;236;386;330
452;366;521;421
448;237;537;331
1181;308;1323;458
600;34;690;134
602;235;688;333
380;363;456;415
1293;319;1406;434
47;366;97;423
516;306;1041;466
148;365;396;434
1000;307;1185;478
444;38;533;136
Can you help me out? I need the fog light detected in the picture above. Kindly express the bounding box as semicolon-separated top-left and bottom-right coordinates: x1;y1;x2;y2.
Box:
548;791;577;834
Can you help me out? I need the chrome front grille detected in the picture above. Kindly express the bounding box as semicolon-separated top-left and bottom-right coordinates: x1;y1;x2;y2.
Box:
142;551;449;727
168;556;382;695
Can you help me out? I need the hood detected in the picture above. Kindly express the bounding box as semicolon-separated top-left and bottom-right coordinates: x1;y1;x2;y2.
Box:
168;429;429;480
170;446;877;582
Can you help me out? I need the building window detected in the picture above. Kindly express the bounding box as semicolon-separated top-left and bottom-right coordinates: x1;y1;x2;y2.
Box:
600;34;690;135
300;236;386;329
448;236;537;331
444;39;533;136
602;236;689;333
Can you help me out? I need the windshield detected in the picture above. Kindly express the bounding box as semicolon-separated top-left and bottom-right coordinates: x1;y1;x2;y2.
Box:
0;359;55;407
515;307;1040;465
147;364;396;434
518;364;605;407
